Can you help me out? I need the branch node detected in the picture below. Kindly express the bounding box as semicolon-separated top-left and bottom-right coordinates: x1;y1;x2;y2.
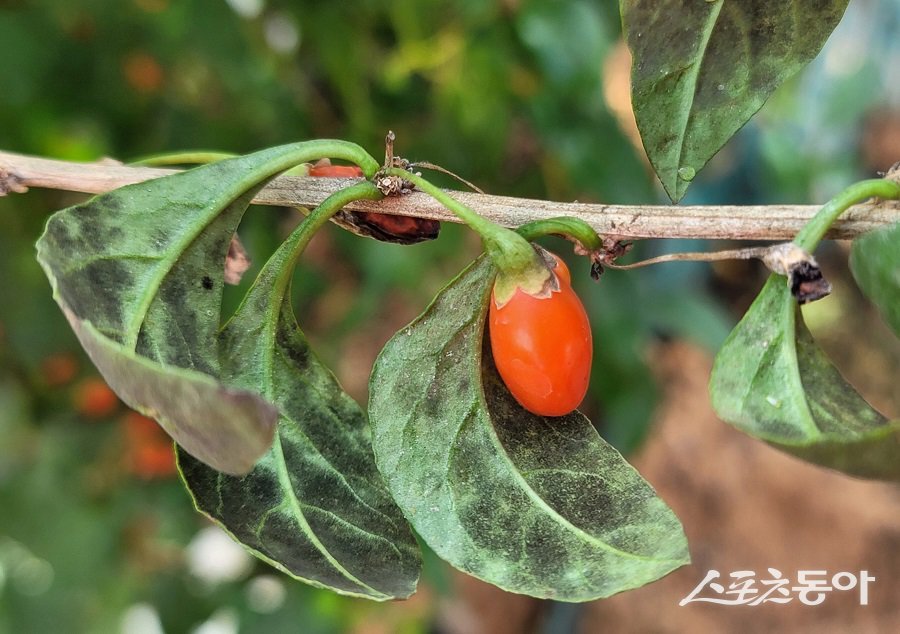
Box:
377;130;418;195
375;173;415;197
0;167;29;195
761;243;831;304
588;237;632;279
883;160;900;186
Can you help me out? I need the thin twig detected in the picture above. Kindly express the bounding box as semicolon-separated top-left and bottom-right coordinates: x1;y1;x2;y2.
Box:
408;161;486;194
2;149;899;241
606;246;773;269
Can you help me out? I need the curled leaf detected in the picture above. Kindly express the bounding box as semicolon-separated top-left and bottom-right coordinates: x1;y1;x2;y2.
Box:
64;309;276;475
35;141;374;473
710;275;900;480
35;154;286;472
178;199;421;601
369;256;688;601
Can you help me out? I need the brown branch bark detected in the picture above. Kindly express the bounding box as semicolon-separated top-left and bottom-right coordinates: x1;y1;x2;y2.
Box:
2;149;899;240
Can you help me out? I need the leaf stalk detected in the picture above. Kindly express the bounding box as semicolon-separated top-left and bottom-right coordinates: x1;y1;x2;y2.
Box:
794;179;900;252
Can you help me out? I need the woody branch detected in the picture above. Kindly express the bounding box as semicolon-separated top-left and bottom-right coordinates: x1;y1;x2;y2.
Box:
2;149;899;241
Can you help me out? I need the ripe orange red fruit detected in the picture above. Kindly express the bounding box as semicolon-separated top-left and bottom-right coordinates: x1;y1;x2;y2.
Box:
488;252;591;417
307;164;365;178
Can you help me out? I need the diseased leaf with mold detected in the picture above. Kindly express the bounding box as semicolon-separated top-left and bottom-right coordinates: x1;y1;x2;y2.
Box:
710;275;900;480
369;256;689;601
622;0;848;201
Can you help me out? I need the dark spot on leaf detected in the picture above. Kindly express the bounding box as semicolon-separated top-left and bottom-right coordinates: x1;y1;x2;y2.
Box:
255;512;369;592
176;449;219;493
57;260;134;340
72;201;126;250
202;276;213;290
95;195;122;215
43;216;75;252
276;323;310;368
521;521;569;577
138;275;220;374
226;467;281;513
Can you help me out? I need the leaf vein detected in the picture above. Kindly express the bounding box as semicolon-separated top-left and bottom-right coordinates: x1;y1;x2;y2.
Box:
299;502;405;563
674;0;724;174
270;432;387;598
477;410;677;564
274;345;404;532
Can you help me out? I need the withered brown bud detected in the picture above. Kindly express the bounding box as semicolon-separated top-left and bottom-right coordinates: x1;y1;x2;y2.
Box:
762;242;831;304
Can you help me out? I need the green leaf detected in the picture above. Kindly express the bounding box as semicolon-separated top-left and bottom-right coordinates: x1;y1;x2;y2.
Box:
710;275;900;480
621;0;849;201
850;221;900;337
369;256;689;602
35;141;375;474
177;214;421;601
62;310;277;475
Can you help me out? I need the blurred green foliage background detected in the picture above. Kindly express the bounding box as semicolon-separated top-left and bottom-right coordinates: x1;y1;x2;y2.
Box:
1;1;898;632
